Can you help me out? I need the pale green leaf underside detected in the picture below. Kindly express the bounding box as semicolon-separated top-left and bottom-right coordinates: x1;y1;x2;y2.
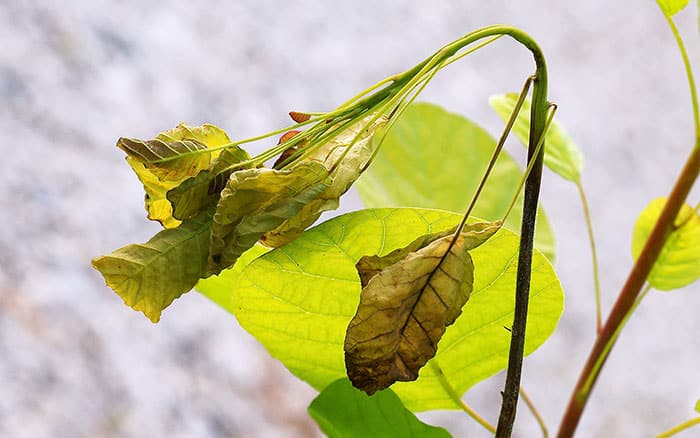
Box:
355;102;556;262
308;378;451;438
199;208;564;411
631;197;700;291
93;212;212;323
656;0;689;16
489;93;583;183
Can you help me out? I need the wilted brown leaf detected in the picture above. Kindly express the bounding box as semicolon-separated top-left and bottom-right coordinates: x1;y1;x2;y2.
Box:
262;114;388;247
344;220;501;394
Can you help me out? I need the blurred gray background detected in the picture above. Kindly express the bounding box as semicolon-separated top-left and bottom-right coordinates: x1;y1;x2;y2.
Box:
1;1;699;437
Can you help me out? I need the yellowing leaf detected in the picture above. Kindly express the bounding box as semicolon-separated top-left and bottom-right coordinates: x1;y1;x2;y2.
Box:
207;163;332;275
631;197;700;290
262;115;388;247
92;211;212;323
355;229;455;287
345;221;501;394
117;137;211;182
695;398;700;413
126;157;182;228
120;123;235;228
489;93;583;183
657;0;689;16
167;145;252;221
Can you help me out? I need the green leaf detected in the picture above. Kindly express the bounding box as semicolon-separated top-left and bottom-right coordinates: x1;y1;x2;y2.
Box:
695;398;700;413
308;378;451;438
196;244;269;314
631;197;700;290
92;211;212;323
207;163;332;275
355;103;556;262
345;221;501;394
263;115;388;247
656;0;689;16
199;208;564;411
489;94;583;182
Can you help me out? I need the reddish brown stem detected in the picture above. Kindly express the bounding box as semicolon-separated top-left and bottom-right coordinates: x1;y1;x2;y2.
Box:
557;145;700;437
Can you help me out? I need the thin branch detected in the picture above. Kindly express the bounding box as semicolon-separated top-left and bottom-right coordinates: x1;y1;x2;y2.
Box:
576;181;603;333
430;362;496;434
520;386;549;438
657;416;700;438
557;145;700;437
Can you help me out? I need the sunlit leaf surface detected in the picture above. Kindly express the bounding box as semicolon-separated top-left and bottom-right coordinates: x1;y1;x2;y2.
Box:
489;93;583;183
93;211;213;322
356;102;556;261
198;208;564;411
631;197;700;290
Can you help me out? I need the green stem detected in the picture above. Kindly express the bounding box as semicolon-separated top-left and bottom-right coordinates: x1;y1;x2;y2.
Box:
657;416;700;438
558;9;700;435
502;104;557;222
449;75;534;243
430;362;496;434
557;145;700;437
663;14;700;142
491;29;549;438
576;181;603;334
520;386;549;438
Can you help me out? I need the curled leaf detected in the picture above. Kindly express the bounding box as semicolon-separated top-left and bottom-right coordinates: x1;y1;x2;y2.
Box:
117;137;210;181
262;114;388;247
631;197;700;290
167;145;252;221
92;211;213;323
119;123;234;228
206;162;332;276
344;221;502;394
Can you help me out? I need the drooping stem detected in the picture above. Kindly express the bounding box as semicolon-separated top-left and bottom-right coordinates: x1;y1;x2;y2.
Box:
495;33;549;438
430;362;496;433
449;75;534;244
557;146;700;437
576;181;603;333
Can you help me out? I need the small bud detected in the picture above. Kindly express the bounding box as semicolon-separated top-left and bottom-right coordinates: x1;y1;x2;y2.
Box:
289;111;311;123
